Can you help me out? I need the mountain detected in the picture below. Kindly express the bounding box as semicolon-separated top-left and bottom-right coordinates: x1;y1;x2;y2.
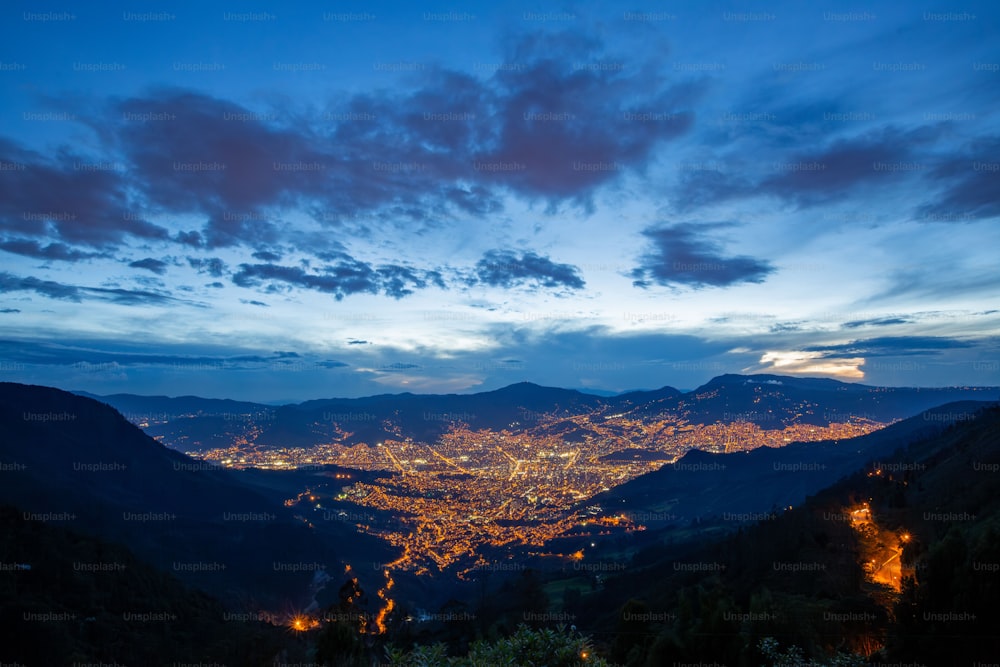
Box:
73;374;998;454
565;403;1000;664
587;400;998;527
73;389;265;418
663;373;998;429
0;382;393;607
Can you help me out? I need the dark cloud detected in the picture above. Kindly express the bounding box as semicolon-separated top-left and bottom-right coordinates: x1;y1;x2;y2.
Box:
0;31;701;301
0;139;170;248
473;250;585;290
175;230;204;247
630;223;774;289
109;91;326;247
231;254;442;300
30;31;696;253
381;362;420;372
1;308;21;314
105;88;493;246
129;258;168;275
240;299;268;307
672;125;943;211
671;168;755;213
317;360;349;368
842;317;911;329
805;336;975;358
347;339;369;345
0;271;83;301
187;257;228;277
0;271;190;306
252;249;283;261
0;239;104;262
380;264;446;298
0;339;302;369
759;126;940;205
469;31;700;205
916;135;1000;222
84;285;186;306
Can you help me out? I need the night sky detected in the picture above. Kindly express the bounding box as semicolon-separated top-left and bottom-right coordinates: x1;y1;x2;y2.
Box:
1;0;998;401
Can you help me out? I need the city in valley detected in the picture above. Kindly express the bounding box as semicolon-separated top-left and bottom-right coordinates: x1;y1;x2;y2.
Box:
186;408;886;578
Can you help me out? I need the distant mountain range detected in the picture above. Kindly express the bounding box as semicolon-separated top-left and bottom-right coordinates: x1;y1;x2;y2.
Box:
75;374;1000;453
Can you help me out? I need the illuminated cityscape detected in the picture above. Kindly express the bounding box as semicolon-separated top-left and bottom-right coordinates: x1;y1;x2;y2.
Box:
189;408;886;577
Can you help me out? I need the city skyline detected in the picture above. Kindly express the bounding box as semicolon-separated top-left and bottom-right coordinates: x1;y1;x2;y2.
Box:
1;0;999;401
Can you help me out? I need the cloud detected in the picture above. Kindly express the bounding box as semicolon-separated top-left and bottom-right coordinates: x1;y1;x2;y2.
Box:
379;362;420;372
317;360;349;369
8;29;695;255
0;138;170;247
842;317;911;329
0;271;195;306
630;223;774;289
231;254;442;300
469;31;700;205
804;335;975;358
756;350;865;380
472;250;585;290
672;125;943;211
252;249;283;261
0;339;305;369
187;257;228;277
759;126;943;205
0;271;83;301
0;239;104;262
916;135;1000;222
129;258;168;275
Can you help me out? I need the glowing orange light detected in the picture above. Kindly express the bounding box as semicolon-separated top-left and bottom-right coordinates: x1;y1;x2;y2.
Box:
289;614;317;632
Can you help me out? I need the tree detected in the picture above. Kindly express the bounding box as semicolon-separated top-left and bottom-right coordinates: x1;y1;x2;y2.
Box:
386;624;611;666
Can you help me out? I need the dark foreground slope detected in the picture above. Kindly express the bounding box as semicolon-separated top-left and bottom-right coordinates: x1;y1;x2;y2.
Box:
0;382;393;608
0;506;286;665
564;404;1000;665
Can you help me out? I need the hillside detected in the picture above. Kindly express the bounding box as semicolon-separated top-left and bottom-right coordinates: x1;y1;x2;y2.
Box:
0;382;393;607
0;505;288;665
559;404;1000;664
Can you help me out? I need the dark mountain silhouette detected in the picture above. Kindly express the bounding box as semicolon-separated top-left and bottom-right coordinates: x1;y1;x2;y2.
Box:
663;373;995;429
74;374;998;453
0;382;393;608
72;390;263;417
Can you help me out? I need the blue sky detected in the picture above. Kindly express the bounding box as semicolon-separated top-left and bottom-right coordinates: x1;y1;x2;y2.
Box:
1;0;999;401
